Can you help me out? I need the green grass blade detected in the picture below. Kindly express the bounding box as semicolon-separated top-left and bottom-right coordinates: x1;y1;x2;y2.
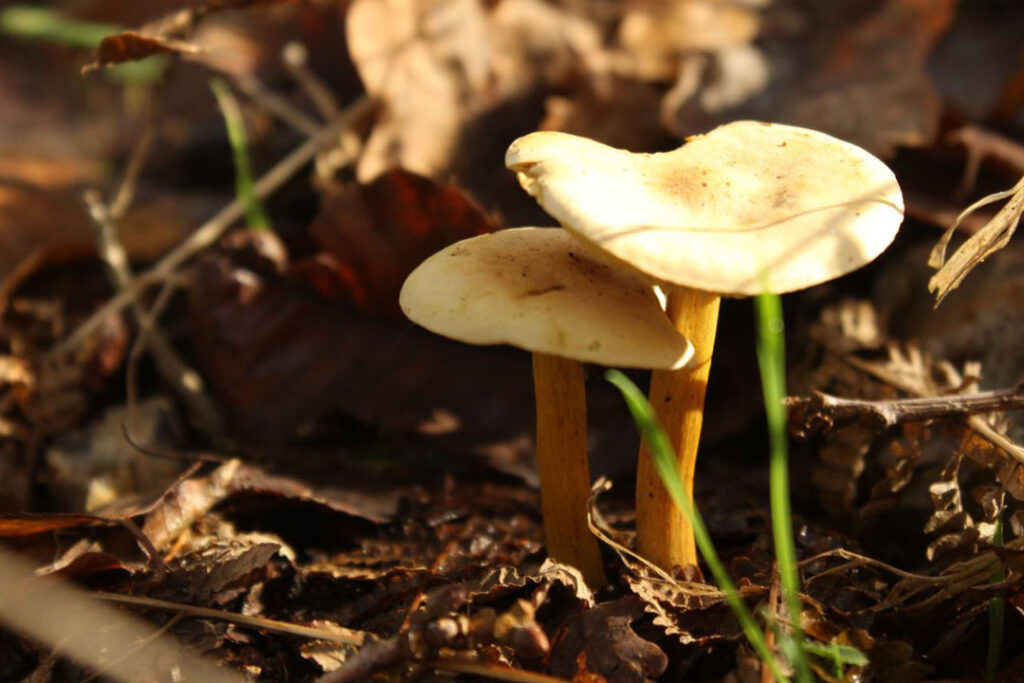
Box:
754;292;812;683
0;5;117;47
210;79;273;232
605;369;786;683
0;6;166;83
804;641;869;670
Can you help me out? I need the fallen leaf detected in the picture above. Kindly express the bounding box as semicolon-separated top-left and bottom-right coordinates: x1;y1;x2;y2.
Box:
346;0;491;180
540;77;676;154
616;0;760;81
928;174;1024;305
489;0;606;95
191;246;646;481
666;0;955;157
299;620;361;672
164;534;282;601
625;571;763;646
141;459;382;551
306;170;497;317
466;558;594;606
549;598;668;682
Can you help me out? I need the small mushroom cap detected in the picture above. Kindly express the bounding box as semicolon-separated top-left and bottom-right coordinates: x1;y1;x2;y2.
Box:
506;121;904;296
399;227;694;369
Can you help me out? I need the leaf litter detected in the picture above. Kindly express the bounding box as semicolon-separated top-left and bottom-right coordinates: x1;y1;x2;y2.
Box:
1;0;1024;680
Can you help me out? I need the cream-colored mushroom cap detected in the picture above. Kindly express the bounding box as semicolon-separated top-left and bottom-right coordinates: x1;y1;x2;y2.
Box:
400;228;694;369
506;121;904;296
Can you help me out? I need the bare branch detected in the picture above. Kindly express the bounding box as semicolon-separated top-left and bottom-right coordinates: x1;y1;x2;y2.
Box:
786;385;1024;438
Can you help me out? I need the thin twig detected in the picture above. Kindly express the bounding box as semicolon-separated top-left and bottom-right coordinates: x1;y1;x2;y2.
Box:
84;189;228;447
798;548;973;584
97;592;561;682
109;123;156;221
948;125;1024;199
425;660;569;683
839;353;1024;468
94;592;366;645
786;385;1024;438
52;96;373;358
282;42;341;121
228;71;322;137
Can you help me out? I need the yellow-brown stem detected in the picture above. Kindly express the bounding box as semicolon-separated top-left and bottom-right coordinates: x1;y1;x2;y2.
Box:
533;353;607;588
636;288;721;571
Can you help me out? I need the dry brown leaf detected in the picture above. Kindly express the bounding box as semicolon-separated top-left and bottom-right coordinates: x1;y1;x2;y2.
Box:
923;442;979;561
299;620;361;672
347;0;491;180
625;570;766;646
141;459;382;551
616;0;760;81
489;0;606;94
165;534;283;600
928;174;1024;305
465;558;594;605
190;231;646;482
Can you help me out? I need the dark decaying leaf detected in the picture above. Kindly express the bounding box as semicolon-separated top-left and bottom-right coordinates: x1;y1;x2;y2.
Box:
307;170;497;317
776;0;955;156
669;0;955;157
549;597;668;682
142;459;382;552
188;250;535;470
190;231;645;480
162;535;282;601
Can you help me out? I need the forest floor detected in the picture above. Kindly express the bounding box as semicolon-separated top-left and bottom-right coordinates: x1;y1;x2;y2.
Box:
1;0;1024;681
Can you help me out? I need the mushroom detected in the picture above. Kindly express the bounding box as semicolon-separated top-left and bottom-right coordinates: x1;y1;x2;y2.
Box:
400;227;694;587
505;121;904;570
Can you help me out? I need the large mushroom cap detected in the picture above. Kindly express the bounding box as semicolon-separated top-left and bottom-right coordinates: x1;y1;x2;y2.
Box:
506;121;904;296
400;227;694;369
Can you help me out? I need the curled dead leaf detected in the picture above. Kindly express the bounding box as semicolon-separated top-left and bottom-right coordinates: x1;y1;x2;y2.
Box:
928;174;1024;305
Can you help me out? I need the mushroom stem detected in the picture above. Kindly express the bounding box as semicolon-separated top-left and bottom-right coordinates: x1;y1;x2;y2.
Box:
636;288;721;570
532;352;607;588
